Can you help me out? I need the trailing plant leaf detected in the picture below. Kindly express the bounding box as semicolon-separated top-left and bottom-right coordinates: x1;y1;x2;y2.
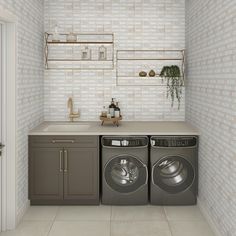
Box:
159;65;184;109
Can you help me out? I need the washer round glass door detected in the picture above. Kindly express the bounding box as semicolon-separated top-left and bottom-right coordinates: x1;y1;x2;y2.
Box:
152;156;195;194
104;155;147;193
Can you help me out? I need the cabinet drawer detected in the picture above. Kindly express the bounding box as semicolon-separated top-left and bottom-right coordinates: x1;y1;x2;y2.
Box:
29;136;98;148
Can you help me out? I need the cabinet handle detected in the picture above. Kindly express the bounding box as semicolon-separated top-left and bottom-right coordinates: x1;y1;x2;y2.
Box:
59;150;63;172
64;150;68;173
52;140;75;144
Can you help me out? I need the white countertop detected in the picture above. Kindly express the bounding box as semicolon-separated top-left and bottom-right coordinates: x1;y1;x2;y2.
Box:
29;121;199;136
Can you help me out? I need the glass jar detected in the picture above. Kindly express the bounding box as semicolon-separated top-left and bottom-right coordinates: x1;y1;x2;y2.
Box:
66;32;77;42
98;45;107;60
81;46;91;60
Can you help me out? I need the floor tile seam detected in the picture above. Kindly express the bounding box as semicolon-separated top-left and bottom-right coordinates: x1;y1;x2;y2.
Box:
110;206;112;236
53;206;60;221
47;206;60;236
166;219;174;236
110;220;170;223
46;221;54;236
46;219;170;223
52;219;111;222
163;207;169;221
166;216;207;221
168;219;211;223
21;219;169;222
21;219;54;222
110;219;168;222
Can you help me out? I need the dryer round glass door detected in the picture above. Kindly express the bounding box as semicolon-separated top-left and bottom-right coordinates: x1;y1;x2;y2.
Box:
104;155;148;193
152;156;195;194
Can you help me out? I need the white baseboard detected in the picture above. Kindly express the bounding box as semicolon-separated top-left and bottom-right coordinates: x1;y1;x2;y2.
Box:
198;199;222;236
16;200;30;227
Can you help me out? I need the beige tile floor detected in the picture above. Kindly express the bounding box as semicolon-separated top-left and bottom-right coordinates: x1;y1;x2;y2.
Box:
0;205;215;236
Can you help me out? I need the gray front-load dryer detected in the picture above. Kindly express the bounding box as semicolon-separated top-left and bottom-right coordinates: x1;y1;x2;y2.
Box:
150;136;198;205
102;136;148;205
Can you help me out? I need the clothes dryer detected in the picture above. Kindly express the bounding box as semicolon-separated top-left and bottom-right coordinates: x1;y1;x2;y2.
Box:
150;136;198;205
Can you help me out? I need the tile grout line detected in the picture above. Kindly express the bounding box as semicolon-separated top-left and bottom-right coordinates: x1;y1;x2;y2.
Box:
109;206;111;236
163;207;174;236
110;206;112;236
46;206;60;236
166;219;174;236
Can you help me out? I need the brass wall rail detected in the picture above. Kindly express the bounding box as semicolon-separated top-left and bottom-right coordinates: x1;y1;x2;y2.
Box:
44;32;114;70
116;49;185;87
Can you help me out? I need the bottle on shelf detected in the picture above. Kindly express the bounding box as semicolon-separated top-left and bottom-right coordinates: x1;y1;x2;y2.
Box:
109;98;116;118
52;25;60;42
114;102;121;118
101;106;107;117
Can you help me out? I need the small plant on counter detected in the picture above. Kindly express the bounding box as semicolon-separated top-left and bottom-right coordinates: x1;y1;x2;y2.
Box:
160;65;184;109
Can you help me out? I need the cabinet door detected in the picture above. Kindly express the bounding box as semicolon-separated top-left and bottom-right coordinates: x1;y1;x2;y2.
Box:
29;147;64;200
63;148;99;203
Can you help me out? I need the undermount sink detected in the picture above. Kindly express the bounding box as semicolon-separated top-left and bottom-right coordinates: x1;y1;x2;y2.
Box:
43;123;91;132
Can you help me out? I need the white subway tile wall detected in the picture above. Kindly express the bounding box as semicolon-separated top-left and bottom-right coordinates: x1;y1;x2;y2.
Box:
186;1;236;235
44;0;185;121
0;0;44;221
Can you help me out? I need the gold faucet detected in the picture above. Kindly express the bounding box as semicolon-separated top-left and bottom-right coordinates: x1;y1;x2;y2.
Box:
67;97;79;122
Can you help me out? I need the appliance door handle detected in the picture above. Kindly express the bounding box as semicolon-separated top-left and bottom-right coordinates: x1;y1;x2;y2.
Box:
0;143;5;157
59;150;63;172
52;140;75;144
64;150;68;173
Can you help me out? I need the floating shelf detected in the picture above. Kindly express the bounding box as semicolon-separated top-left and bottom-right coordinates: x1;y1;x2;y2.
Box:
116;50;185;86
45;33;114;70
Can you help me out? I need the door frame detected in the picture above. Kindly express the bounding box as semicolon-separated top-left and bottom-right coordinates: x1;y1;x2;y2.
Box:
0;6;17;231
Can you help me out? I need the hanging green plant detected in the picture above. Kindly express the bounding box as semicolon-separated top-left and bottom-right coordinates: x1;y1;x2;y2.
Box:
160;65;184;109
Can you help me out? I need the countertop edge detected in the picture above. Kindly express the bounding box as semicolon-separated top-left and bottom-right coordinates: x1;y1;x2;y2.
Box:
28;121;200;136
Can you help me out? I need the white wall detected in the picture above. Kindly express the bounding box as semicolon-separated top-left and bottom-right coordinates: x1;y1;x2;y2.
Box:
0;0;44;221
186;1;236;235
44;0;186;121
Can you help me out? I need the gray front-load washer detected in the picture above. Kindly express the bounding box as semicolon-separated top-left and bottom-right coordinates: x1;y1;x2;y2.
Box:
102;136;148;205
150;136;198;205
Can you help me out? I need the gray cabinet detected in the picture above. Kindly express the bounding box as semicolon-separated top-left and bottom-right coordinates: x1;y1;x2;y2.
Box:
29;136;99;205
63;148;98;201
29;147;64;200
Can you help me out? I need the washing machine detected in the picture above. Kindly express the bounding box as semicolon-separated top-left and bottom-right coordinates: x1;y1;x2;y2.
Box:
150;136;198;205
102;136;149;205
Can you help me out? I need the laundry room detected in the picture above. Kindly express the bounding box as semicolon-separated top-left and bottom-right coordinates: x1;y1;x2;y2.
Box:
0;0;235;236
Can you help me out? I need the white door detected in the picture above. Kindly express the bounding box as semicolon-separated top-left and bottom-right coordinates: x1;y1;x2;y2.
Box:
0;23;4;231
0;23;2;231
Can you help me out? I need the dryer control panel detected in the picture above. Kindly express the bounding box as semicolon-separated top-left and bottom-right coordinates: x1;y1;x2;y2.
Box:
151;136;197;148
102;136;149;147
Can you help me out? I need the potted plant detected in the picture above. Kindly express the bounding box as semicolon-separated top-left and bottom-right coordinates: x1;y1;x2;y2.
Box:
160;65;184;109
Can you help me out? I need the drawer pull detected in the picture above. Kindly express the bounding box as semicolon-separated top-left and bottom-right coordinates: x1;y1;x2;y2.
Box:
59;150;63;172
52;140;75;144
64;150;68;173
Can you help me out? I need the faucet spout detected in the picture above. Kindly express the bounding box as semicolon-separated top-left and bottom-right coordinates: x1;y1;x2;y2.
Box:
67;97;79;122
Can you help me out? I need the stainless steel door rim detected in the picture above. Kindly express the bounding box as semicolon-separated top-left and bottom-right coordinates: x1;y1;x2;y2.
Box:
152;155;195;194
104;154;148;193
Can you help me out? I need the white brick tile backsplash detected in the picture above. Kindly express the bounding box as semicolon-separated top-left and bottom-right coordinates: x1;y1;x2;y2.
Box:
0;0;44;221
186;1;236;235
44;0;185;121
